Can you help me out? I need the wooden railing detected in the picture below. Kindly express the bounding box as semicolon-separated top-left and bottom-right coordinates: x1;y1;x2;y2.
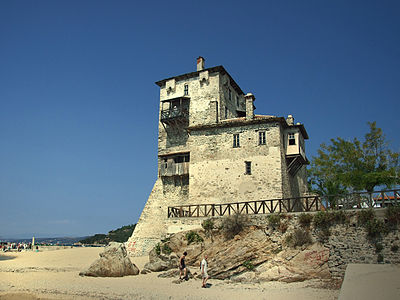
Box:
167;189;400;218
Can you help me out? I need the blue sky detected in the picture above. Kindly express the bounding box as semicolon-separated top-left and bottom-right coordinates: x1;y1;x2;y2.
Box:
1;0;399;238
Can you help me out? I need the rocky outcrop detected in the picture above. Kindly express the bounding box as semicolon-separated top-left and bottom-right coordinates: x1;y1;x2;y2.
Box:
151;211;400;282
141;249;179;273
80;242;139;277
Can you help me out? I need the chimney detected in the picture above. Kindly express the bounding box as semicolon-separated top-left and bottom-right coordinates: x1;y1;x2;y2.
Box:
197;56;205;71
245;93;255;120
286;115;294;125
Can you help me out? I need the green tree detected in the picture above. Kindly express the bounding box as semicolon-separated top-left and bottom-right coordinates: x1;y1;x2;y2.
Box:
309;122;399;196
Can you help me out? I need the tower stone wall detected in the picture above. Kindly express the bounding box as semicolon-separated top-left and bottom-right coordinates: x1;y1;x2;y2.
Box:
127;58;309;256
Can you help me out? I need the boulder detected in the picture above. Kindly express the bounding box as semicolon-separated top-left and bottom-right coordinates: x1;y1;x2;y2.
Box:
145;248;179;272
79;242;139;277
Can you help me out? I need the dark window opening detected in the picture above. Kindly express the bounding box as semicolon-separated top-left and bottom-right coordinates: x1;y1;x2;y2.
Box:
184;84;189;95
245;161;251;175
228;89;232;101
225;107;228;119
289;133;296;145
236;95;239;107
233;134;240;148
173;153;190;163
259;131;266;145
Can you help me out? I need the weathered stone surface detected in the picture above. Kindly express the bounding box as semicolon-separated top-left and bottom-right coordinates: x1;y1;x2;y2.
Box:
151;212;400;281
79;242;139;277
128;58;309;256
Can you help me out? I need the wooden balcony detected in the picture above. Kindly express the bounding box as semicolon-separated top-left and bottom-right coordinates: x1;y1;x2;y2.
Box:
160;162;189;177
160;96;190;127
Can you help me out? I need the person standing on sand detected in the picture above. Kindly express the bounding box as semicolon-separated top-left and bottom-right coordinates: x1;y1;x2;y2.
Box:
201;255;209;288
179;251;187;280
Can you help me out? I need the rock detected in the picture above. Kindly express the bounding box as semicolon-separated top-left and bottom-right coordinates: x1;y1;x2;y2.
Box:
141;268;151;274
79;242;139;277
143;260;169;272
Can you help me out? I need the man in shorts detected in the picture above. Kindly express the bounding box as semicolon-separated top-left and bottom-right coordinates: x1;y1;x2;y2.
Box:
201;254;209;288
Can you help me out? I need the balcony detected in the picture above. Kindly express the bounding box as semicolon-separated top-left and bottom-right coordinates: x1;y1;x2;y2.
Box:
160;96;190;126
160;162;189;177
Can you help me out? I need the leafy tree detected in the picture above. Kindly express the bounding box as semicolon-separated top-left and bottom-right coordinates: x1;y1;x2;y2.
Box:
309;122;399;196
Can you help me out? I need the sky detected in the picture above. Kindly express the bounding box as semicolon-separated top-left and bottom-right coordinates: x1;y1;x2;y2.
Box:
1;0;399;238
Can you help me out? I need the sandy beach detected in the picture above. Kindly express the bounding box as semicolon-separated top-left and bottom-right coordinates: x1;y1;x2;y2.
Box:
0;247;339;300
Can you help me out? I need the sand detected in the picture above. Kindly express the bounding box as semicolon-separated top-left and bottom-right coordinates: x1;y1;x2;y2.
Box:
0;248;339;300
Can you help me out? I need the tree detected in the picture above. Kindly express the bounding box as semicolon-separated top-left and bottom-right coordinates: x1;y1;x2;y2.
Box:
309;122;399;197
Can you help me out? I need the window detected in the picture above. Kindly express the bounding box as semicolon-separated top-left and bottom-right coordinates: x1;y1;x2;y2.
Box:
259;131;266;145
163;158;168;168
236;95;239;107
245;161;251;175
228;89;232;101
225;107;228;119
184;84;189;95
173;153;190;163
233;134;240;148
289;133;296;145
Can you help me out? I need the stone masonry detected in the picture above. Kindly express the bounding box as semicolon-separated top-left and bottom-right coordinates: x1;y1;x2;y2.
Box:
127;57;310;256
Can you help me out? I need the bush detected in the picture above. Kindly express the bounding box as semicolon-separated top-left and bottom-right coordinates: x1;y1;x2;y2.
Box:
316;227;331;242
365;218;387;239
391;244;399;252
202;218;215;237
242;260;255;271
357;209;375;226
385;205;400;228
375;243;383;253
186;231;204;244
332;210;348;224
313;211;333;230
377;253;384;263
155;243;161;255
221;213;248;240
162;244;172;254
286;229;312;248
298;213;313;228
267;214;282;229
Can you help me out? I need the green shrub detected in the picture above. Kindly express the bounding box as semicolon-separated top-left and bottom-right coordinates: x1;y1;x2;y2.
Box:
162;244;172;254
385;205;400;228
221;213;248;240
377;253;384;263
155;243;161;255
267;214;282;229
375;243;384;253
332;210;348;224
357;209;375;226
298;213;313;228
242;260;255;270
286;229;312;247
316;227;331;242
391;244;399;252
365;218;387;239
313;211;333;229
186;231;204;244
202;218;215;236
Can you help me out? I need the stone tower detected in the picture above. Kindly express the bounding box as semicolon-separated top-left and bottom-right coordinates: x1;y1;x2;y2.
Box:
126;57;309;256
